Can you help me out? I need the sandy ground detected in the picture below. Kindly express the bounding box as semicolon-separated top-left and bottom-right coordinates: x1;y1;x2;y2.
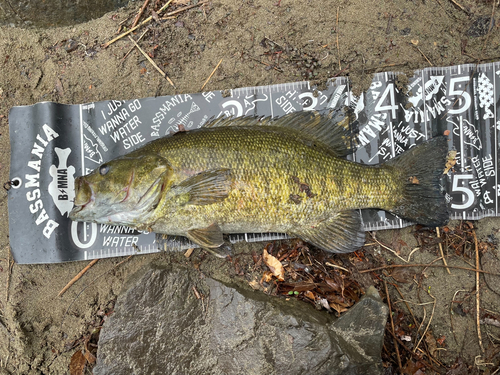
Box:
0;0;499;373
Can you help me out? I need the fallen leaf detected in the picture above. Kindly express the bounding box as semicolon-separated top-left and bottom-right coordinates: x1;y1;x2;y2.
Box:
329;302;348;314
402;359;425;375
318;298;332;312
83;349;96;365
54;78;64;96
69;350;86;375
82;336;97;365
304;290;315;300
447;357;469;375
323;276;341;292
263;249;285;281
248;280;260;290
390;267;414;283
425;331;438;357
261;270;274;283
443;150;457;174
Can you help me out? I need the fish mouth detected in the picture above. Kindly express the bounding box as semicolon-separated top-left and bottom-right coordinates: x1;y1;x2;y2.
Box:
69;177;94;219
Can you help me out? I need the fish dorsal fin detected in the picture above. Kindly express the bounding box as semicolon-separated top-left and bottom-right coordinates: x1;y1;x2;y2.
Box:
187;223;224;248
168;169;232;206
204;110;358;157
291;210;366;253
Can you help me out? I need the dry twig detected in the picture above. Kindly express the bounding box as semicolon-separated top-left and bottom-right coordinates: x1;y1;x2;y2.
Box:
473;230;485;353
6;251;12;303
325;261;350;273
192;286;201;299
448;0;470;14
131;0;151;28
122;28;150;62
436;227;451;274
359;263;499;275
103;0;174;48
414;45;433;66
201;58;223;90
386;329;442;373
393;283;419;336
384;280;402;372
370;233;418;263
247;55;283;72
162;0;209;18
415;286;437;353
127;35;176;88
58;259;99;297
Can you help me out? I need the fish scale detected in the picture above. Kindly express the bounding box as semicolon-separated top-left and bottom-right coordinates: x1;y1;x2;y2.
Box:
130;126;400;233
70;112;449;254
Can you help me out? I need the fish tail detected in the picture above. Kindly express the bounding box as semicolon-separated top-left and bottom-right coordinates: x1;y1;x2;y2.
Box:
385;136;450;226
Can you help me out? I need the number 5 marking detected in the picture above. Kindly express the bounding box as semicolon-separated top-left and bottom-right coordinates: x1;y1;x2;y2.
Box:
447;76;472;114
451;174;475;210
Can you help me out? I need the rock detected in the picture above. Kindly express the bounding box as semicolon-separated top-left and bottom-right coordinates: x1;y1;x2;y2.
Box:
94;265;388;375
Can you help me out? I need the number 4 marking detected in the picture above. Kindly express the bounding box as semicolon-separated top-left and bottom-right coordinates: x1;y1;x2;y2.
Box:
375;83;398;119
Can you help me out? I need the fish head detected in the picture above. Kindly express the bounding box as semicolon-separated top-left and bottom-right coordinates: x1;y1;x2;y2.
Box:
69;153;172;226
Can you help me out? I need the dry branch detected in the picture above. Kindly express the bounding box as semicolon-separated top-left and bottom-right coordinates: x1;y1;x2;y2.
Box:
201;58;223;90
58;259;99;297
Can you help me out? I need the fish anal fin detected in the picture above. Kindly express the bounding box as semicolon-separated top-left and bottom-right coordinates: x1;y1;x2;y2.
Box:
187;223;224;248
291;210;366;253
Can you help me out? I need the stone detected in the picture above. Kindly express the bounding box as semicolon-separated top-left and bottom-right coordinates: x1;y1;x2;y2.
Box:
94;265;388;375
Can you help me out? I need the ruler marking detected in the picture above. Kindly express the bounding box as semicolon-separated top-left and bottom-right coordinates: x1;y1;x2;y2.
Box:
422;69;428;139
269;86;274;118
63;62;500;261
495;65;498;215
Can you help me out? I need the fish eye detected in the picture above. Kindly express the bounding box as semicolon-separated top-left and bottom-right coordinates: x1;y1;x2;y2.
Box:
99;164;110;175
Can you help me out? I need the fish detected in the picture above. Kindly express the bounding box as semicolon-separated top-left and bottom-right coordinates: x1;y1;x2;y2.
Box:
69;111;450;254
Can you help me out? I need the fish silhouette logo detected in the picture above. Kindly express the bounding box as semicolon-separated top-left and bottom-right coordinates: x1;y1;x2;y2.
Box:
477;73;494;120
408;76;444;107
83;134;103;164
48;148;76;216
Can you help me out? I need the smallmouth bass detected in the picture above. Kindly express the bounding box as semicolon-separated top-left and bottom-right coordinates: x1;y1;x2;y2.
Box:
69;112;449;253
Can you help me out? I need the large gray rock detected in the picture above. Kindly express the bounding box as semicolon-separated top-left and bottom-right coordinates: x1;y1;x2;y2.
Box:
94;265;388;375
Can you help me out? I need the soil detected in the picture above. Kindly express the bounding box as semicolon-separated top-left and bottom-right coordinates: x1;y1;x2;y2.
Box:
0;0;499;373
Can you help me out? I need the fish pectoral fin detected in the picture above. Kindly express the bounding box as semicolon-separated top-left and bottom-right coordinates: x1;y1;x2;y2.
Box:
291;210;366;253
173;168;232;206
187;223;224;248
